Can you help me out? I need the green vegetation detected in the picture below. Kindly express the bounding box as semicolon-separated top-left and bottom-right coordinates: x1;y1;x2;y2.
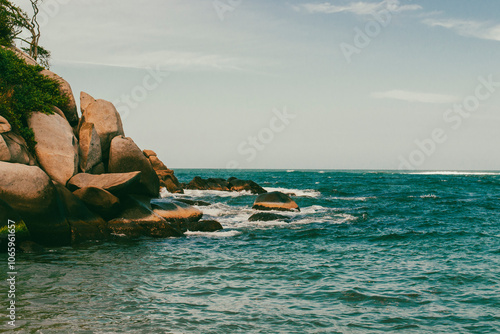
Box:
0;46;67;150
0;220;30;240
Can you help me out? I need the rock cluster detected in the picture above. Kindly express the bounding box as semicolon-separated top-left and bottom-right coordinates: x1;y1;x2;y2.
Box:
184;176;267;194
0;50;216;247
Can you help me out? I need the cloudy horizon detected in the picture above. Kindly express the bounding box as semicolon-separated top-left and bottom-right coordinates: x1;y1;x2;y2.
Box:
15;0;500;170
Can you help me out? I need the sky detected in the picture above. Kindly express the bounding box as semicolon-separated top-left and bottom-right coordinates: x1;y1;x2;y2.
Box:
15;0;500;170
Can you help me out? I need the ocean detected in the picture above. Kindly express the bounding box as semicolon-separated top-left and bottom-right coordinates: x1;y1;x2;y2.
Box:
2;169;500;333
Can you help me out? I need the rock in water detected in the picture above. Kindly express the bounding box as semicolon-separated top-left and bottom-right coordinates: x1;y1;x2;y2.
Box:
0;162;71;246
186;220;223;232
108;195;183;238
150;199;203;223
228;177;267;194
67;172;142;196
252;191;300;212
39;70;79;126
248;212;290;222
80;99;124;161
108;136;159;197
186;177;230;191
143;149;184;194
78;122;102;173
28;110;79;185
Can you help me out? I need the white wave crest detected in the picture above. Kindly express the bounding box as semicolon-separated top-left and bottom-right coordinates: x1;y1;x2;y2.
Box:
264;187;321;198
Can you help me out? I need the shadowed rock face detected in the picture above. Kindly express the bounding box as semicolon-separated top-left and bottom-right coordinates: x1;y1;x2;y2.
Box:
184;176;267;194
252;191;300;212
78;122;102;173
67;172;142;196
39;70;79;126
0;131;36;165
73;187;121;219
28;110;79;185
227;177;267;194
108;195;183;238
53;183;110;243
0;162;71;246
108;136;159;197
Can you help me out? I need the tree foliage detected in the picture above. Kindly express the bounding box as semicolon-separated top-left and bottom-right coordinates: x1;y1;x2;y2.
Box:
0;47;67;150
0;0;50;67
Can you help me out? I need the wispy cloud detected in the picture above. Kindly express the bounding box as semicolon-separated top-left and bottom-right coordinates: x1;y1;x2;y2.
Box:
371;90;459;104
293;0;421;16
422;18;500;42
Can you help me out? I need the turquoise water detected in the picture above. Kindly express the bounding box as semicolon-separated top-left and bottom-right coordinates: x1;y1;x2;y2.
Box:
2;170;500;333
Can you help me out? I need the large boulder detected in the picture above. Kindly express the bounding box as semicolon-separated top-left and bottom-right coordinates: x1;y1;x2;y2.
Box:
80;99;124;161
0;162;71;245
108;195;183;238
28;110;79;185
67;172;142;196
150;199;203;223
252;191;300;212
73;187;121;219
228;177;267;194
53;183;109;243
78;122;102;173
108;136;159;197
39;70;79;126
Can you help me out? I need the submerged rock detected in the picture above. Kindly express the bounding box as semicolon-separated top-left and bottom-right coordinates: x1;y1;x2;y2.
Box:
252;191;300;212
174;198;211;206
248;212;290;222
186;220;223;232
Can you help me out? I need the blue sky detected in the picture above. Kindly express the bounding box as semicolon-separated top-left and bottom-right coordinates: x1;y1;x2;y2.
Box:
16;0;500;169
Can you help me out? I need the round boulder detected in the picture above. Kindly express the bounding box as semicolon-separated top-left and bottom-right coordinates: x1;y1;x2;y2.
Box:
150;199;203;223
249;212;290;222
252;191;300;212
28;110;79;185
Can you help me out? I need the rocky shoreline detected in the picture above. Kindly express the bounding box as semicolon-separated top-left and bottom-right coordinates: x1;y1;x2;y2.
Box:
0;48;299;251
